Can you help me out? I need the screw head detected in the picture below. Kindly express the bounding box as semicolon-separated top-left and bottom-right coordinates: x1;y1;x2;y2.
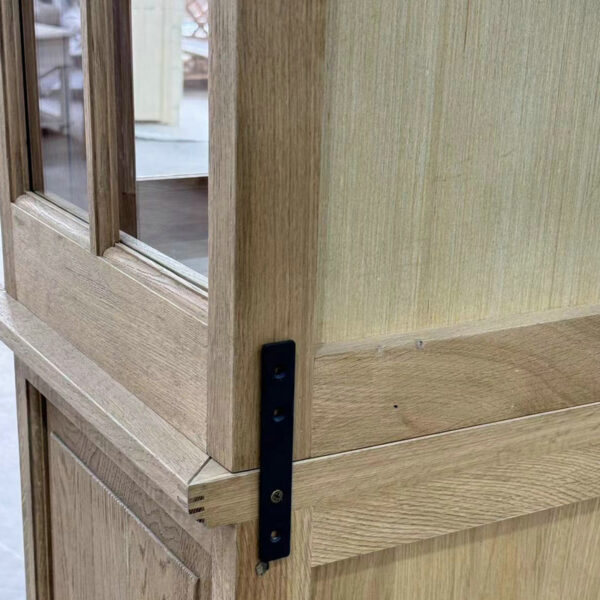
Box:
270;489;284;504
255;561;269;576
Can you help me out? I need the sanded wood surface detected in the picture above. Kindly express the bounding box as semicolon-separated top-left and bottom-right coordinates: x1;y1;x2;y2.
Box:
48;404;213;581
209;0;326;471
0;288;208;512
234;511;312;600
49;435;202;600
189;401;600;556
81;0;121;253
313;306;600;454
317;0;600;343
15;362;53;600
0;0;29;295
11;194;208;448
312;498;600;600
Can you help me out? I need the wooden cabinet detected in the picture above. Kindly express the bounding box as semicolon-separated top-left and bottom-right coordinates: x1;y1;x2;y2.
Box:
3;0;600;598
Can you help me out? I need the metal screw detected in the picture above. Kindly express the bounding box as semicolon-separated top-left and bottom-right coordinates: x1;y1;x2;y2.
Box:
270;489;284;504
256;561;270;576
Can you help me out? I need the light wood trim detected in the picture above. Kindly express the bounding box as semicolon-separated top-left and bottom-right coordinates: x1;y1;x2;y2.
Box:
12;193;208;447
15;360;53;600
81;0;121;254
112;0;137;237
19;0;44;191
208;0;326;471
0;0;29;295
0;289;209;513
313;305;600;455
189;401;600;552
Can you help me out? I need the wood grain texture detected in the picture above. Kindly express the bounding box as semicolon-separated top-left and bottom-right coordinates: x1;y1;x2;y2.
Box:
81;0;121;253
235;510;312;600
0;0;29;295
49;435;203;600
313;306;600;455
12;194;208;448
189;401;600;539
317;0;600;343
14;361;53;600
311;443;600;564
208;0;326;471
48;404;212;587
19;0;44;191
312;498;600;600
0;289;208;516
113;0;137;237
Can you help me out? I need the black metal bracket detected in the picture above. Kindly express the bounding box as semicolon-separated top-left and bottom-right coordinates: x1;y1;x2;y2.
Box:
258;340;296;563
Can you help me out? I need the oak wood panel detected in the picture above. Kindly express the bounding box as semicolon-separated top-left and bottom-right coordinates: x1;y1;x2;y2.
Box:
0;289;208;517
14;362;53;600
312;498;600;600
311;443;600;565
189;401;600;536
81;0;121;253
113;0;137;237
0;0;29;295
317;0;600;343
48;404;212;587
49;435;203;600
313;306;600;455
12;193;208;448
209;0;326;471
235;510;312;600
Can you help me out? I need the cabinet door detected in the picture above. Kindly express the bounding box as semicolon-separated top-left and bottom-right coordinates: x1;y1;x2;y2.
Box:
49;434;201;600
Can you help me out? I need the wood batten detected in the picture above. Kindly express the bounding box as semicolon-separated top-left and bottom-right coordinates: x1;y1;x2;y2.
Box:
111;0;137;237
208;0;326;471
189;400;600;564
313;305;600;455
0;0;30;295
81;0;121;254
10;193;208;448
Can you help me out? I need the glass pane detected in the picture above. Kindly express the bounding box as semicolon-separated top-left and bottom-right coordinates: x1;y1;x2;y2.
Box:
34;0;88;217
129;0;209;279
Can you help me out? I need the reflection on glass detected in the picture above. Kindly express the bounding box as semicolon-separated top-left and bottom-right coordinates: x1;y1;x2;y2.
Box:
34;0;87;216
130;0;209;278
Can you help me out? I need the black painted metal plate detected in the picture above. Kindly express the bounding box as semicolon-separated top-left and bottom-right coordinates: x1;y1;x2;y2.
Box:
258;340;296;562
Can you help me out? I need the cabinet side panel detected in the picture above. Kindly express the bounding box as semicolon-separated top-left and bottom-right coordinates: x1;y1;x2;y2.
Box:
312;498;600;600
49;434;202;600
317;0;600;342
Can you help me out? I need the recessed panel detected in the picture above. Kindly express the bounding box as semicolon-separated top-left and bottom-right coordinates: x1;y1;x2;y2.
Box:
317;0;600;342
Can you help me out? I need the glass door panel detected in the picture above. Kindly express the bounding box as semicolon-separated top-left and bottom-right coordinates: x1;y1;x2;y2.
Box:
127;0;209;279
33;0;88;218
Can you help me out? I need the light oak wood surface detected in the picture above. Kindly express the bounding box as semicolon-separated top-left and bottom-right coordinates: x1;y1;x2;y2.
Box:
189;400;600;563
12;193;208;448
0;289;208;515
49;435;203;599
317;0;600;343
312;498;600;600
48;404;213;583
0;0;29;295
15;361;52;600
313;305;600;454
82;0;121;253
209;0;326;471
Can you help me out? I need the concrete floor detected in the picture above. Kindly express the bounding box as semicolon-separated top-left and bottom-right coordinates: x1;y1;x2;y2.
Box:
0;234;25;600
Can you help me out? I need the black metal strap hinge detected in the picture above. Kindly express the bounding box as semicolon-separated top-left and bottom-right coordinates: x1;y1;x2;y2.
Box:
258;340;296;564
